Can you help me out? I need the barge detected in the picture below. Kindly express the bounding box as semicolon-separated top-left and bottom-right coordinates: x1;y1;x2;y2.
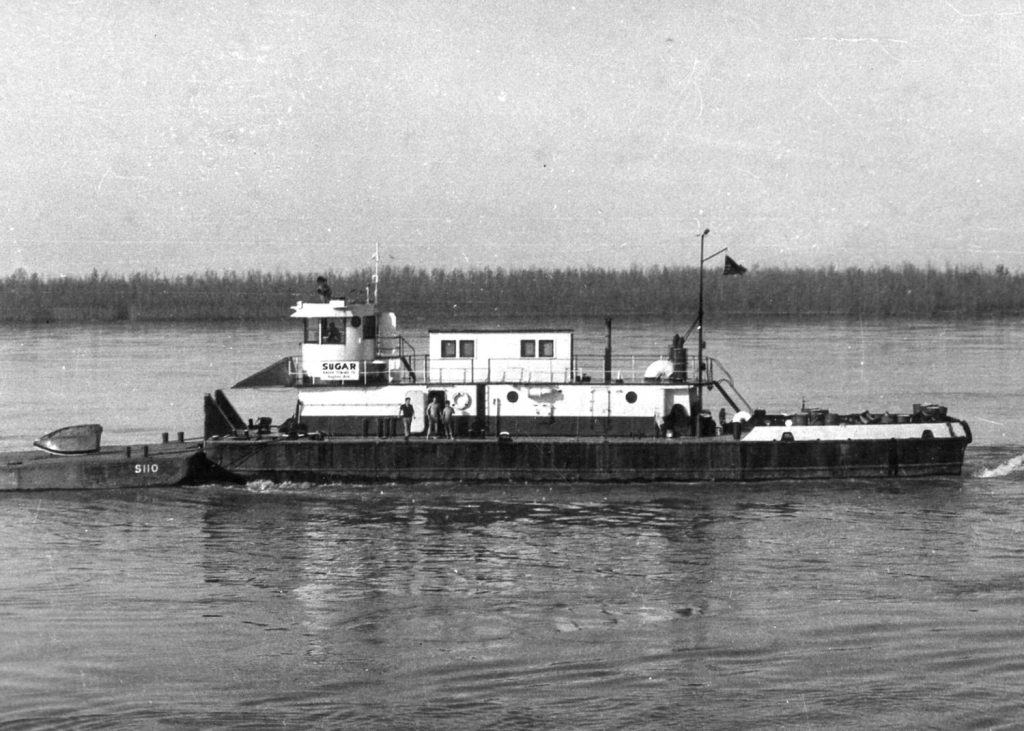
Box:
202;234;972;484
201;426;971;484
0;426;215;491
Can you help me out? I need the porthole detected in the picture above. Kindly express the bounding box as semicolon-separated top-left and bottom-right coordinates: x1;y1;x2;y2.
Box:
351;315;362;328
507;391;519;403
625;391;638;404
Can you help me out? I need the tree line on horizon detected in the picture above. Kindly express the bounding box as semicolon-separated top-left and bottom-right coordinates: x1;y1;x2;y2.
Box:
0;263;1021;323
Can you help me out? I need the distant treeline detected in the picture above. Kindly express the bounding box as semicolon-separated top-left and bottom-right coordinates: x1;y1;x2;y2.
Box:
1;264;1021;323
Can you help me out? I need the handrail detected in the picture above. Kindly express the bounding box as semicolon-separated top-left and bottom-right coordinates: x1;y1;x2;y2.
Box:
377;334;415;361
707;357;753;412
294;351;728;387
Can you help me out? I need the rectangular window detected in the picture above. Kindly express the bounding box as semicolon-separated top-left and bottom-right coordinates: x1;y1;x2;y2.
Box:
520;339;536;357
323;319;344;344
309;320;345;344
459;340;475;357
538;339;554;358
441;340;457;358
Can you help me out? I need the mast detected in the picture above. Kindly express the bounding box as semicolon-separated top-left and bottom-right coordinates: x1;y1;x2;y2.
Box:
696;228;709;424
372;241;380;306
694;228;730;435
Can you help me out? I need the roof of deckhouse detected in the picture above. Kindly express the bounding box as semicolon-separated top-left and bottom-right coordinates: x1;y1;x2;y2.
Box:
290;300;374;318
427;328;573;334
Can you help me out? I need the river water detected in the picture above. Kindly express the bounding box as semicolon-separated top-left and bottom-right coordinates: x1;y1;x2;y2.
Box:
1;317;1022;728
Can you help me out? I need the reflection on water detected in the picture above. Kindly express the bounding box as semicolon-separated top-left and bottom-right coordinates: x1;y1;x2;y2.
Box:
2;470;1024;727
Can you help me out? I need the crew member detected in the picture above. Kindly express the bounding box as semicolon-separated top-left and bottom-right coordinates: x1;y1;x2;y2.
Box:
325;321;341;343
426;396;441;438
441;400;455;439
316;276;332;303
399;397;415;440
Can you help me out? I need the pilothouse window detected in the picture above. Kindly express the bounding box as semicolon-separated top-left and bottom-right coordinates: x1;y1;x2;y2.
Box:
323;320;343;344
441;340;457;358
520;340;536;358
539;339;554;358
306;319;346;344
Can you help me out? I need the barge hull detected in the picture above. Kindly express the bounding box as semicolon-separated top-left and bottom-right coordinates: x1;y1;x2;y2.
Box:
0;443;211;491
202;435;970;484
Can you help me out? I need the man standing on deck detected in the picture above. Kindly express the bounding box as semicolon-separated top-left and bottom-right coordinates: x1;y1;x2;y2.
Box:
441;400;455;439
399;397;415;440
426;396;441;438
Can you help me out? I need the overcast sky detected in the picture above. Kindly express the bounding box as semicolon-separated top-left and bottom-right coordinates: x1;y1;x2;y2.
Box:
3;1;1023;277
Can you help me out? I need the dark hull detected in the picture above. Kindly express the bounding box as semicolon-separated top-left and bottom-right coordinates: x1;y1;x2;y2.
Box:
0;442;214;491
202;434;970;484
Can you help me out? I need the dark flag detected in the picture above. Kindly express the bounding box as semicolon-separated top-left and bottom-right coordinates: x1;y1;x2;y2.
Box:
723;255;747;275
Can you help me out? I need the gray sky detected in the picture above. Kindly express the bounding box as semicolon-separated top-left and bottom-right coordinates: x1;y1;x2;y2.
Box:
3;1;1023;276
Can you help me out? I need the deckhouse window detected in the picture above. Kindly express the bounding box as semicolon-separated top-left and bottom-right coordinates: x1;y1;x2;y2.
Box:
441;339;474;358
519;339;552;357
305;319;345;344
322;319;344;344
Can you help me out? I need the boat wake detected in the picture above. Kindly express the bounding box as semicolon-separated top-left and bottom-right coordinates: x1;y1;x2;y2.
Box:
243;479;316;493
978;453;1024;479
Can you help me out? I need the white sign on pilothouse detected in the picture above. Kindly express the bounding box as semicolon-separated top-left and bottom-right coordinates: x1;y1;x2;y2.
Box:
320;360;360;381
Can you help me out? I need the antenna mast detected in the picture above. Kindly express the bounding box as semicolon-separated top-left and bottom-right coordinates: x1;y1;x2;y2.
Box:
372;241;380;305
696;229;709;423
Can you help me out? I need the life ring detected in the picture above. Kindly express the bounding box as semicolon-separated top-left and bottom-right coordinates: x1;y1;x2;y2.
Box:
453;392;472;410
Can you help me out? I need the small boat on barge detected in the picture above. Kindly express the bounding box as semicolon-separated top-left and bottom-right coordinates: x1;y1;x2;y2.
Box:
202;235;972;484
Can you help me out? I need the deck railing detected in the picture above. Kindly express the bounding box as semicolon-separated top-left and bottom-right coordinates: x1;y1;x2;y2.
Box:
294;352;709;387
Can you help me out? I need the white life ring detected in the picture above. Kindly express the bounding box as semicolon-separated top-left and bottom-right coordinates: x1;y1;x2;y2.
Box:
453;392;472;410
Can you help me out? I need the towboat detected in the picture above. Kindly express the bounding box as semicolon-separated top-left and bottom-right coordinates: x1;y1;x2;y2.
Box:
203;239;972;484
